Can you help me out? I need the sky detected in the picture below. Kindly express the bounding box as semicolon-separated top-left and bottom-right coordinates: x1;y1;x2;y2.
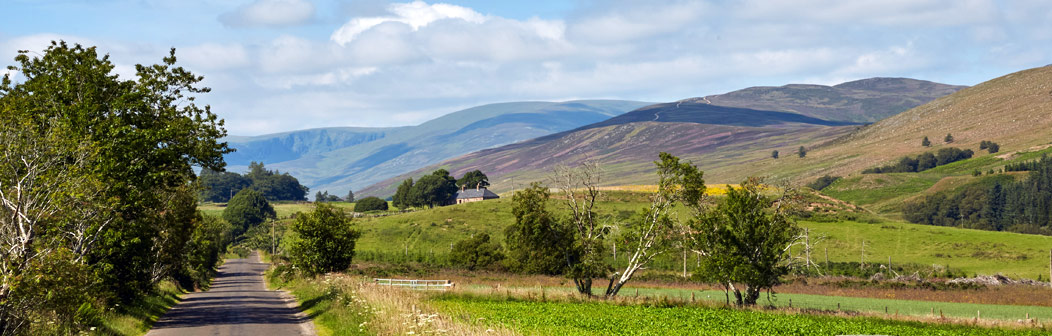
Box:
2;0;1050;135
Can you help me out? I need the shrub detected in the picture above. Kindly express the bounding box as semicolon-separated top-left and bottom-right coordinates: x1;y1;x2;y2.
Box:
450;233;505;271
354;196;389;212
286;203;361;276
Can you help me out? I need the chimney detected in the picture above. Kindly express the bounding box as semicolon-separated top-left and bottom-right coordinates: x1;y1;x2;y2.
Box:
476;182;481;191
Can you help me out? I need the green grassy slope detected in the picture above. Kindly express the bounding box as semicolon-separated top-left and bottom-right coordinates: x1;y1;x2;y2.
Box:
227;191;1052;279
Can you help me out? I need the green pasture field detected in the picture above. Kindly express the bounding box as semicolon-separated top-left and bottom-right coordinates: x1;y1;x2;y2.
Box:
351;195;1052;279
429;295;1048;336
202;189;1052;278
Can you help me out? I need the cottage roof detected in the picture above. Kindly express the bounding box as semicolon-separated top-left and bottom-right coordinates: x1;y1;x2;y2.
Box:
455;188;499;199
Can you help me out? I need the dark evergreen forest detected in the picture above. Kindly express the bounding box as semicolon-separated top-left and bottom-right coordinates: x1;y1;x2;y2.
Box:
904;155;1052;235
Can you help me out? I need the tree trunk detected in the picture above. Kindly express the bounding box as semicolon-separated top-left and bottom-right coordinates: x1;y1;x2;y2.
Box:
574;278;592;295
743;286;761;305
606;276;628;297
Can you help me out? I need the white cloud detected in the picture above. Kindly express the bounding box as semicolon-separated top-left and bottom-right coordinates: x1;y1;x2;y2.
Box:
255;67;378;89
331;1;485;45
219;0;315;28
9;1;1052;135
180;43;250;70
736;0;997;27
567;1;708;43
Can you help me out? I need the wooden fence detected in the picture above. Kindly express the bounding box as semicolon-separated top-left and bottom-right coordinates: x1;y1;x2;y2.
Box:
373;278;454;291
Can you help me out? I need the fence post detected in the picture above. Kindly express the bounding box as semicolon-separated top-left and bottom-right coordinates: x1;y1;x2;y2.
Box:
860;240;865;269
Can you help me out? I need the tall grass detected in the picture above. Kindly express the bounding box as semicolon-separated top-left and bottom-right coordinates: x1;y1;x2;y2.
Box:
266;271;513;336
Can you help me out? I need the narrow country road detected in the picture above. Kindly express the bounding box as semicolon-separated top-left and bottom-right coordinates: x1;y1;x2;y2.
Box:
147;252;315;336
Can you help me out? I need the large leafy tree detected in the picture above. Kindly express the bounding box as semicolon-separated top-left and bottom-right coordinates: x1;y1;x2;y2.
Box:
690;178;801;305
505;183;573;275
245;162;308;201
392;178;414;209
412;169;458;208
285;203;361;276
0;41;231;332
223;189;276;238
198;168;252;202
457;170;490;189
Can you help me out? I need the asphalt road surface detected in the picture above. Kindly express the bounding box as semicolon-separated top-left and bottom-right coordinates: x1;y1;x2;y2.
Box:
147;252;315;336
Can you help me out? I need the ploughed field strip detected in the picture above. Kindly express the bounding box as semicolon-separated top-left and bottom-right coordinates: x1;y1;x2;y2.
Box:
147;253;314;336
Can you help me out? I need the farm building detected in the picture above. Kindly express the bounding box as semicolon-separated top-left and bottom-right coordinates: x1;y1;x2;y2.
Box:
454;186;499;204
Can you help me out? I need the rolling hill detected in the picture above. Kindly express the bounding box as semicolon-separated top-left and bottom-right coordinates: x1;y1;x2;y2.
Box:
359;77;965;197
766;65;1052;213
696;77;965;123
222;100;652;196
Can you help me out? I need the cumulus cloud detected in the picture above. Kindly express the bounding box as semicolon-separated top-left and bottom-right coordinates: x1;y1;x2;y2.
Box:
219;0;315;28
9;0;1052;135
331;1;485;45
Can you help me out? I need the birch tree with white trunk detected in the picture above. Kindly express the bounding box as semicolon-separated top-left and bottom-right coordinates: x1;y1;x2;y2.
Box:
603;152;706;297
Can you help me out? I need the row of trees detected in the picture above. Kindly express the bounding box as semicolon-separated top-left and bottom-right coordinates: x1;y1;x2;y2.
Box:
0;42;233;334
494;154;801;305
903;155;1052;234
392;169;490;208
315;190;352;203
862;147;973;174
199;162;309;202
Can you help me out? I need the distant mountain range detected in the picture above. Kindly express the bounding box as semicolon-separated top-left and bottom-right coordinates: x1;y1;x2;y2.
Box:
358;78;966;197
222;100;652;196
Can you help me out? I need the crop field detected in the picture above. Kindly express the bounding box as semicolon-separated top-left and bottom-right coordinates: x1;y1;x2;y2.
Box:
428;295;1048;335
463;284;1052;322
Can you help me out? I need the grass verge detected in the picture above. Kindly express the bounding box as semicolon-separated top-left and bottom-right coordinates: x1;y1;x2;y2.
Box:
96;280;183;335
265;271;513;336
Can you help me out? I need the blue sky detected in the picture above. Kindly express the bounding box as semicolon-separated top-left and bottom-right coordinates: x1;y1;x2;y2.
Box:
3;0;1051;135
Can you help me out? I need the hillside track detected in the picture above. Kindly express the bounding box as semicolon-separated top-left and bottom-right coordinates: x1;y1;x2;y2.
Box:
147;252;315;336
